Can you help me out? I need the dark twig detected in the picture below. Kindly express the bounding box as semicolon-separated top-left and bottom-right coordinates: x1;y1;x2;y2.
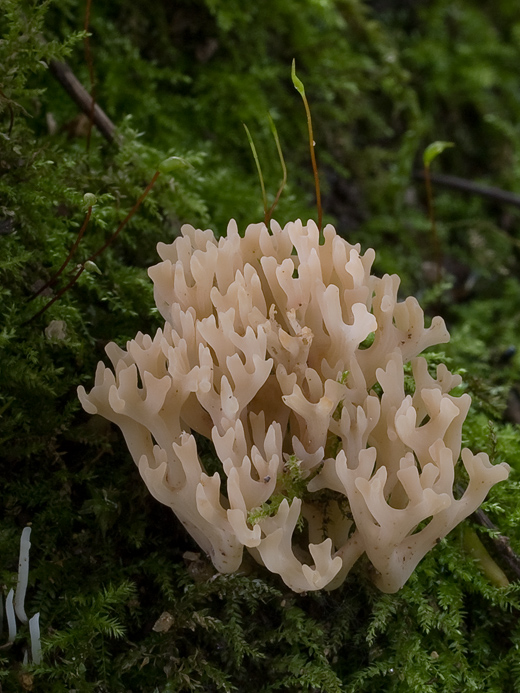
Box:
422;163;442;282
414;170;520;210
457;483;520;581
48;60;116;143
88;171;160;264
28;206;92;302
0;88;15;138
470;504;520;581
26;263;86;325
84;0;96;150
24;172;161;325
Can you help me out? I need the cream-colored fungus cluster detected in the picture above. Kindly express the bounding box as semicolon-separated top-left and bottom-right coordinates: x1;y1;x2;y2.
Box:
78;220;509;593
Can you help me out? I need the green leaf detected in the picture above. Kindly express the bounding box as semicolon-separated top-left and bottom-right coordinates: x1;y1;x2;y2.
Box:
158;156;191;174
423;140;455;167
291;59;305;97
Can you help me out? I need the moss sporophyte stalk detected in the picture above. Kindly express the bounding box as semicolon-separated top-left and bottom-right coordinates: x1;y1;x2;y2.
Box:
78;219;509;593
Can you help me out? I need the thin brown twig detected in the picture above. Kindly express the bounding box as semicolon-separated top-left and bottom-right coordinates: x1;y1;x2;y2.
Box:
25;264;86;325
24;172;161;325
88;170;160;264
84;0;96;150
456;483;520;581
470;504;520;581
291;60;322;232
28;206;92;302
4;102;14;138
303;98;322;233
413;170;520;209
0;88;18;138
423;163;443;283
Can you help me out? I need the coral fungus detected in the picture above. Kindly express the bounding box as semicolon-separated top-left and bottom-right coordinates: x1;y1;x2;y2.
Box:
78;220;509;592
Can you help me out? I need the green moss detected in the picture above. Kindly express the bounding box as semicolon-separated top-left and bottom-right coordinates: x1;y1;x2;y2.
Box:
2;0;520;690
247;455;311;531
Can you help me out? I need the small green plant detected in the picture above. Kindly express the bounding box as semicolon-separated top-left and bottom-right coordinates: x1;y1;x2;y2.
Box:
247;455;312;530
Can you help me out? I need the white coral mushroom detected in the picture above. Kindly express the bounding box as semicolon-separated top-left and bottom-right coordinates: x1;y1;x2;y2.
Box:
78;219;510;593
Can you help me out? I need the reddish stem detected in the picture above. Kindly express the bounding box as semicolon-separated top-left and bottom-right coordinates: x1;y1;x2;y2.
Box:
84;0;96;150
424;163;443;283
24;171;161;325
88;170;160;263
302;97;322;233
29;206;92;302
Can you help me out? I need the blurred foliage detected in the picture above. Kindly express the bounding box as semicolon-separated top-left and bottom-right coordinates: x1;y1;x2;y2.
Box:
1;0;520;690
